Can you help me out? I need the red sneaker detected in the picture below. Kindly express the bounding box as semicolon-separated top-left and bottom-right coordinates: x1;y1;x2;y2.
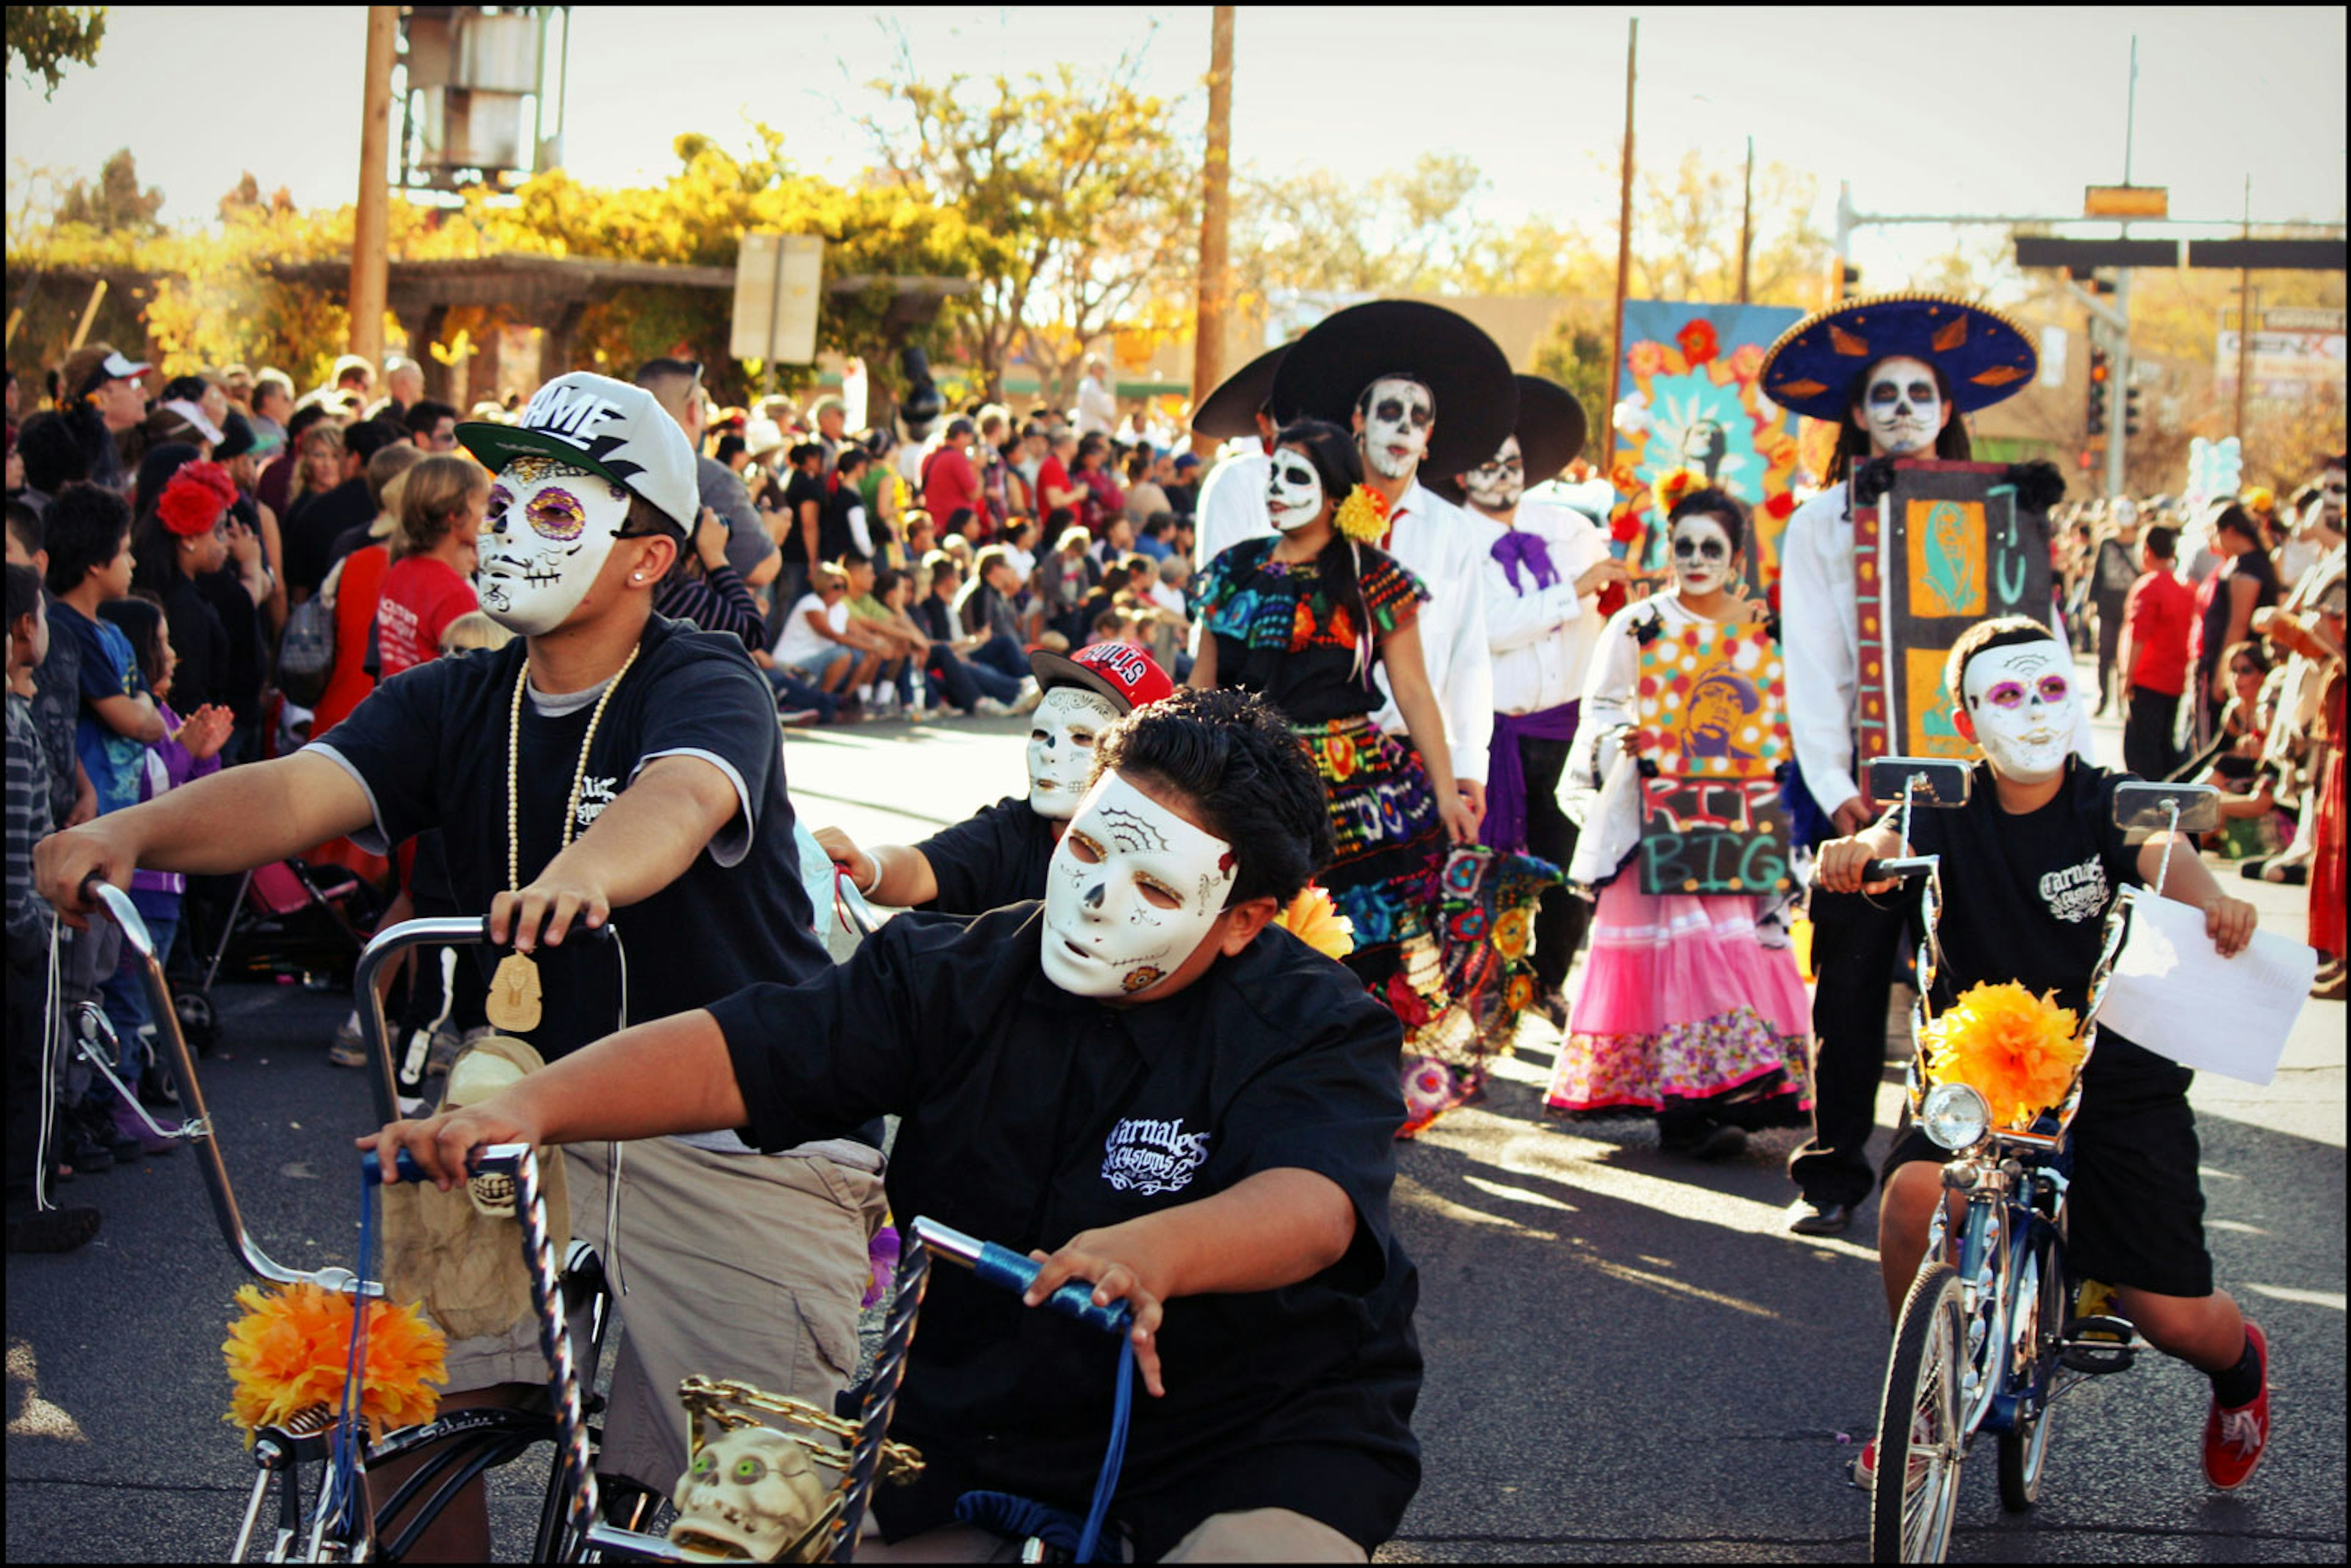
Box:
2202;1321;2271;1490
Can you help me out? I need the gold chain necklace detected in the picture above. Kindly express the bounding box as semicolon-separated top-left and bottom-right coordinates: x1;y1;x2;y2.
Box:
485;643;643;1033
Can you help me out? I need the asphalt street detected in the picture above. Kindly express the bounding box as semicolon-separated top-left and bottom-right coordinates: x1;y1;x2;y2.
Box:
7;681;2344;1562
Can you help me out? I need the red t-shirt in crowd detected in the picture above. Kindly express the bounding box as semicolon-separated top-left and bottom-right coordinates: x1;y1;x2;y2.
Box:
375;555;479;678
923;445;982;530
1035;455;1074;522
2123;567;2194;697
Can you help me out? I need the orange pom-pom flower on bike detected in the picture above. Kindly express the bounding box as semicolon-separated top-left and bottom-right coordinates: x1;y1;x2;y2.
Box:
1919;981;2085;1130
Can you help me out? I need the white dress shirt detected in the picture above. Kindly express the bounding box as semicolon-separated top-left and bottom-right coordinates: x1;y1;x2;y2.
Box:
1470;498;1613;716
1371;479;1495;786
1192;450;1274;571
1076;374;1117;437
1781;478;2092;820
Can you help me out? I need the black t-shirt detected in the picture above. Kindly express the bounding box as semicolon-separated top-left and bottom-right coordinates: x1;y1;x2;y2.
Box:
817;487;866;566
913;594;956;644
708;905;1422;1559
1888;757;2182;1093
915;795;1057;915
312;613;828;1056
2198;550;2281;671
146;570;231;715
779;471;828;565
197;552;268;727
285;478;377;598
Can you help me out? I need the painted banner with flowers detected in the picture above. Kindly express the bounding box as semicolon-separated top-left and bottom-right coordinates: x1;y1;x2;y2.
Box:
1607;302;1804;599
1631;620;1796;896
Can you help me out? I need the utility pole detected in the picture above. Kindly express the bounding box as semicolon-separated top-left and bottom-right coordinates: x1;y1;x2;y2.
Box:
1736;134;1753;304
2103;34;2138;501
349;6;398;375
2235;174;2254;443
1604;18;1638;434
1190;4;1235;456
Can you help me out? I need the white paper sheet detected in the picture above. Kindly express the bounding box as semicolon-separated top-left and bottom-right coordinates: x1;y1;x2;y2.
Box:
2091;889;2317;1086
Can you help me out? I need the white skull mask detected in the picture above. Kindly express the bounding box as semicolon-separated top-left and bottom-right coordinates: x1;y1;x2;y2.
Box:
476;456;635;636
1668;512;1736;596
1027;686;1122;819
1858;355;1943;458
1265;448;1325;532
1357;376;1434;480
1041;772;1237;999
1463;435;1525;512
670;1425;833;1564
1962;639;2076;785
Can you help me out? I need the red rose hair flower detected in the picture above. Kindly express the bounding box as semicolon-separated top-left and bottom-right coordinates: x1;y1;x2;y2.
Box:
157;460;238;538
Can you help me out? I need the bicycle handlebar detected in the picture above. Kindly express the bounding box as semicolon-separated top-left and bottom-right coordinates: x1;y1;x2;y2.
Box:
910;1217;1135;1337
1861;856;1938;883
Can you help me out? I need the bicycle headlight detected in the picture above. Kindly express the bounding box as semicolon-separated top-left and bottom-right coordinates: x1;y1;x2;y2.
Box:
1922;1081;1991;1151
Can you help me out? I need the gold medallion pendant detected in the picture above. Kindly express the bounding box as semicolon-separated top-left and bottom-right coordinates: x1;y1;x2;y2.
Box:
486;951;544;1033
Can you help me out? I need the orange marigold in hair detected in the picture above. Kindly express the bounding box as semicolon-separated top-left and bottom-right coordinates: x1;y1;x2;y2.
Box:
223;1281;446;1445
1273;884;1355;959
1921;981;2085;1130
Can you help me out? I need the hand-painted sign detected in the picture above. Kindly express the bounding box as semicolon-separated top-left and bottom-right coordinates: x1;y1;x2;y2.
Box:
1855;460;2054;763
1633;619;1794;894
1636;776;1796;896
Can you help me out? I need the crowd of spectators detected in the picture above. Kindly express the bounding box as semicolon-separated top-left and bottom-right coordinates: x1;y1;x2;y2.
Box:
2058;460;2347;999
0;340;1210;1249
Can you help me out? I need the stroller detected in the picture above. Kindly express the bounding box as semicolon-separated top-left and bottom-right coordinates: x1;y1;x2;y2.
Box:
175;858;384;1048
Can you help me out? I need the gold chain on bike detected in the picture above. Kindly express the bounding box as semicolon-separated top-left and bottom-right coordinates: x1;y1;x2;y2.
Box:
679;1375;924;1485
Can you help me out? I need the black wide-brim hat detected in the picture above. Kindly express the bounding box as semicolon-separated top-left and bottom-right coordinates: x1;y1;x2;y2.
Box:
1267;300;1518;479
1758;293;2039;422
1190;345;1292;442
1425;375;1588;505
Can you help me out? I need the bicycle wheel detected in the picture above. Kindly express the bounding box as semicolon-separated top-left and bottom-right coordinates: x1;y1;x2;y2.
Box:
1998;1228;2063;1512
1872;1262;1966;1564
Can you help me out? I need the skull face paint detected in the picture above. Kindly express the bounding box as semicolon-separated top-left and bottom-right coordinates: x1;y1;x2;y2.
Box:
1962;639;2077;784
1358;376;1434;479
1463;435;1525;512
1668;512;1736;596
476;455;634;636
1026;686;1123;819
1857;355;1943;457
1041;772;1237;1000
1265;447;1325;532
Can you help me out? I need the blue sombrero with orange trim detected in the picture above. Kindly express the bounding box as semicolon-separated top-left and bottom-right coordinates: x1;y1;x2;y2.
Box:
1758;293;2039;422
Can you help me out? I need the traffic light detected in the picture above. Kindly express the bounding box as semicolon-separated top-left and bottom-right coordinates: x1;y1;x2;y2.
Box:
1841;263;1861;290
2124;384;2143;440
2086;346;2110;437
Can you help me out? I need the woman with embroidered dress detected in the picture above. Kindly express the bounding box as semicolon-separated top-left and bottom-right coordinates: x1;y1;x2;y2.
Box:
1190;419;1484;1130
1548;485;1812;1159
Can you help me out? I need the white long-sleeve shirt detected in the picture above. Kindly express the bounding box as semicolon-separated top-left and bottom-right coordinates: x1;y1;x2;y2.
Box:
1075;375;1117;437
1780;478;2093;819
1192;449;1273;571
1560;592;1713;885
1372;479;1495;786
1470;499;1613;715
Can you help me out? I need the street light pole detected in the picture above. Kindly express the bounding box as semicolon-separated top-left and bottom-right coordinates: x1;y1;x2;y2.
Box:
1736;134;1753;305
2103;34;2138;501
1190;4;1235;456
349;6;398;375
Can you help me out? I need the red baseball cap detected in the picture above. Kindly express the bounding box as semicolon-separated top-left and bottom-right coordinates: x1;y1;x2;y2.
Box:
1029;641;1174;715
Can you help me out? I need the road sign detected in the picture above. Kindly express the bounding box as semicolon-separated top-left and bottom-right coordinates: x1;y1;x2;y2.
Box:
2187;238;2348;272
730;233;825;366
2085;185;2168;219
2015;237;2179;271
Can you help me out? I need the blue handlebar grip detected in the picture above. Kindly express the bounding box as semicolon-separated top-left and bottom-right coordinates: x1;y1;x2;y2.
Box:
972;1240;1134;1337
363;1148;427;1187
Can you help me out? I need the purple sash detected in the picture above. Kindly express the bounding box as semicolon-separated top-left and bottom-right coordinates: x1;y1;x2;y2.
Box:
1482;701;1581;852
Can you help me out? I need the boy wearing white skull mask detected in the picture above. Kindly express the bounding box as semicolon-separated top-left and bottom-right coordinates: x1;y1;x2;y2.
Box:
366;689;1427;1562
1817;617;2273;1495
1758;295;2085;1236
815;640;1175;913
37;370;888;1551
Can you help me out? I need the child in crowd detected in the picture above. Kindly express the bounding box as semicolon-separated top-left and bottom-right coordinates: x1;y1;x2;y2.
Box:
92;594;230;1135
6;561;99;1251
1548;487;1811;1158
1819;614;2273;1493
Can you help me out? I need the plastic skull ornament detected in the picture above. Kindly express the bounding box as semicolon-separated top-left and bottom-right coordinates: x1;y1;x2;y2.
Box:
441;1045;530;1218
669;1425;833;1563
1357;375;1434;479
476;455;634;636
1026;686;1122;819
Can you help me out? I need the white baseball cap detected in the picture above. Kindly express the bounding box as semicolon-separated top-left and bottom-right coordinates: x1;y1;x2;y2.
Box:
456;371;699;534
